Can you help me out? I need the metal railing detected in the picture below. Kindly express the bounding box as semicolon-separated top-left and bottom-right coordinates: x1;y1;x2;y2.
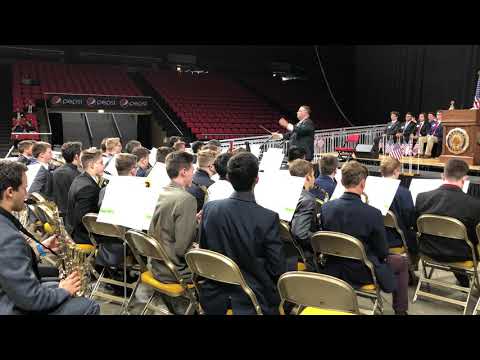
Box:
218;123;387;160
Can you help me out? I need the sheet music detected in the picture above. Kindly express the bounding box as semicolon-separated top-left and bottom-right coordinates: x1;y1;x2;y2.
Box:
330;176;400;216
409;178;470;205
249;144;262;159
97;176;163;230
104;155;118;176
26;163;42;191
255;171;305;222
259;148;284;172
149;147;158;167
146;162;171;189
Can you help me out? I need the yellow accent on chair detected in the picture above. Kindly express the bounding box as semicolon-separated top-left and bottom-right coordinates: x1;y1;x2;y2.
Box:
297;262;306;271
389;246;406;255
140;271;194;295
75;244;96;253
300;307;355;315
359;284;376;292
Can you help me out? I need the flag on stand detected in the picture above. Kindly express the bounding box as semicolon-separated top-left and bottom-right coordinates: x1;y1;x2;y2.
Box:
474;74;480;109
385;140;393;155
389;142;403;160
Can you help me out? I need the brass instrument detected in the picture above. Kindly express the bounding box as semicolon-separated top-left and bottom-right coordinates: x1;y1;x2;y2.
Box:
361;192;369;204
30;196;93;296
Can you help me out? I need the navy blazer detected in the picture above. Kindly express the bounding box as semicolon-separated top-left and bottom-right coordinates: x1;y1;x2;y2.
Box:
311;174;337;201
52;163;81;216
284;118;315;161
429;121;443;139
199;191;286;315
187;169;215;212
28;165;54;200
386;185;417;253
401;121;417;143
384;121;403;142
415;184;480;262
320;192;395;292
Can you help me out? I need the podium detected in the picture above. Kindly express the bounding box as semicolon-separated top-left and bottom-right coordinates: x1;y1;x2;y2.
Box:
439;110;480;166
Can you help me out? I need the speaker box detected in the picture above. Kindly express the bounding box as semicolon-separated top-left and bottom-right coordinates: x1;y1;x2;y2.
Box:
354;144;379;159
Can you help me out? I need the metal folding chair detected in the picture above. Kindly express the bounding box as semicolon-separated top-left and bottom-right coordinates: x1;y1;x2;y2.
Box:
82;213;138;314
277;271;361;315
311;231;383;315
124;229;197;315
185;248;263;315
413;214;480;315
279;220;308;271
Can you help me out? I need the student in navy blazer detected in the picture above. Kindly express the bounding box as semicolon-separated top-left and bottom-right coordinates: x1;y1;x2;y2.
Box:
199;152;286;315
311;155;338;201
320;161;409;314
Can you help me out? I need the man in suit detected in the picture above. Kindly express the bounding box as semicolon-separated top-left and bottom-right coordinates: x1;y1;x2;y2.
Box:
199;152;286;315
124;140;142;154
412;112;431;149
417;112;437;157
423;111;444;158
148;151;198;284
320;161;409;315
273;105;315;161
373;111;404;153
132;147;150;177
311;155;338;201
66;149;104;244
0;160;99;315
191;141;205;164
400;112;417;144
28;141;54;199
52;142;82;218
380;158;418;261
187;149;217;212
16;140;35;165
415;159;480;287
289;159;319;271
102;137;122;169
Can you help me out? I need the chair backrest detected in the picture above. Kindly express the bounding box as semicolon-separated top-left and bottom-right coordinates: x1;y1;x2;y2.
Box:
346;134;360;144
124;229;184;283
279;221;307;264
384;210;407;249
310;231;377;284
185;248;263;315
417;214;475;261
277;271;360;314
82;213;125;242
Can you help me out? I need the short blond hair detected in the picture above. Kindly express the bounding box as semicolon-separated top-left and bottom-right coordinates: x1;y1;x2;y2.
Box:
380;157;401;177
197;149;217;168
106;137;121;152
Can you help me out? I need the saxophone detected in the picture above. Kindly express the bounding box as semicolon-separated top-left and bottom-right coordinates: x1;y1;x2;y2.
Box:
361;192;369;204
34;199;93;297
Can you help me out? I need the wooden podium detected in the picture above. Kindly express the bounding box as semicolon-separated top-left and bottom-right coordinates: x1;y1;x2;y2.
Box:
439;110;480;166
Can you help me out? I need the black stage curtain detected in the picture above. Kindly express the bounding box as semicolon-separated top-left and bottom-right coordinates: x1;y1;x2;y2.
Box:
352;45;480;126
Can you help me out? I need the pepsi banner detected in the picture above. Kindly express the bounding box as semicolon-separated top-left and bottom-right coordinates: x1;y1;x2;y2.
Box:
47;93;151;112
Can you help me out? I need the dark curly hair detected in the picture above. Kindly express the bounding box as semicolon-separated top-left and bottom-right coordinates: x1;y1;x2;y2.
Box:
0;160;27;201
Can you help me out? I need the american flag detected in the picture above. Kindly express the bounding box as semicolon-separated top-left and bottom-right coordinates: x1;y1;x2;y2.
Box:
474;74;480;109
389;142;403;160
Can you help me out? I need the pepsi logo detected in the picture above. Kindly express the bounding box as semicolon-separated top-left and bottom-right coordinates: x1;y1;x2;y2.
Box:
120;98;129;107
51;96;62;105
86;97;96;106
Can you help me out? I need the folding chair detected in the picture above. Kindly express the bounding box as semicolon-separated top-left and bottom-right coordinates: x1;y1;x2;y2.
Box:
124;229;197;315
277;271;361;315
311;231;383;315
335;134;360;161
82;213;138;314
279;220;308;271
185;248;263;315
413;214;480;315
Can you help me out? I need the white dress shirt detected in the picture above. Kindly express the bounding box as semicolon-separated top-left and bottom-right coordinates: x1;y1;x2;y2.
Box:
206;179;234;203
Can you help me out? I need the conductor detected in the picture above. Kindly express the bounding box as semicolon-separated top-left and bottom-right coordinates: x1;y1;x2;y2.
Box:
272;105;315;161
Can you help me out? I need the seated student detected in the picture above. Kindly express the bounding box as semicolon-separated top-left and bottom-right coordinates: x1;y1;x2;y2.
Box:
288;159;319;271
380;158;417;254
102;138;122;168
148;151;198;284
28;141;54;200
206;153;234;202
320;161;409;315
415;159;480;287
310;155;338;201
199;152;286;315
124;140;142;154
0;160;99;315
187;149;217;212
16;140;35;166
281;146;306;170
167;136;186;152
132;147;151;177
66;149;104;244
191;141;205;164
423;110;443;158
52;142;82;218
155;146;174;167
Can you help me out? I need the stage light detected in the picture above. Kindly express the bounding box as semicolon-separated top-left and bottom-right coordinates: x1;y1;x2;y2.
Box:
98;109;104;113
176;66;181;72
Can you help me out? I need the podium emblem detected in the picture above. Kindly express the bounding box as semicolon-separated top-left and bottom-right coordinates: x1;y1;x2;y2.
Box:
446;128;469;155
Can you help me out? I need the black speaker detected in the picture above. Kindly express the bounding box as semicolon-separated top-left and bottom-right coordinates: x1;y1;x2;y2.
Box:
354;144;378;159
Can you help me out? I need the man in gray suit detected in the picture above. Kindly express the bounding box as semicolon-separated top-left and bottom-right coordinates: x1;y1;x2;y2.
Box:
0;160;99;315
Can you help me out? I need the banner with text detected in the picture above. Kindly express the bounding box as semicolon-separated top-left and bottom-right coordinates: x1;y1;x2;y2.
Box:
47;93;151;111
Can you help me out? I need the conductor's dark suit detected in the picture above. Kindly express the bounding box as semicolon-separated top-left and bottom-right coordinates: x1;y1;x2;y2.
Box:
52;163;80;217
320;192;395;292
415;184;480;262
284;118;315;161
66;173;100;244
199;191;286;315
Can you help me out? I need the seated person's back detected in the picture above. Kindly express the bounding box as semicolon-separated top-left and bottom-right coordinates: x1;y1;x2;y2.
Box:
200;152;286;315
187;149;217;212
311;154;338;201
